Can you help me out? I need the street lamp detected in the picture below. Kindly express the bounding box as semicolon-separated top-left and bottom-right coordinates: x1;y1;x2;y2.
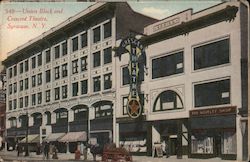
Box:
24;111;29;156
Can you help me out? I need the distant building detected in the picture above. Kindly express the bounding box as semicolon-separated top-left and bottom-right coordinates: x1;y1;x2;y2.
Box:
0;69;6;149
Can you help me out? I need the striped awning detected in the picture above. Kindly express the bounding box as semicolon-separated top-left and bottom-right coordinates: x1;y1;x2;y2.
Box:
43;133;65;142
20;135;39;143
59;132;87;142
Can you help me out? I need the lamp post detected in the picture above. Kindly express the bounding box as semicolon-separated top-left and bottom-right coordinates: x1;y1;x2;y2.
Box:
25;111;29;156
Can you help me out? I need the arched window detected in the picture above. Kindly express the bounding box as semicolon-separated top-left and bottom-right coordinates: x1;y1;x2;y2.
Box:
54;108;68;124
8;117;17;128
45;111;51;125
92;101;113;118
32;113;42;126
71;105;88;121
153;90;183;112
19;115;28;128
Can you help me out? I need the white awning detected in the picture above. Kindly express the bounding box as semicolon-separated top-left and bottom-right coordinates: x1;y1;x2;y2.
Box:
43;133;65;142
59;132;87;142
20;135;39;143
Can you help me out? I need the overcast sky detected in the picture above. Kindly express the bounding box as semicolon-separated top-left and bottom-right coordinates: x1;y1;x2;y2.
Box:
0;0;222;68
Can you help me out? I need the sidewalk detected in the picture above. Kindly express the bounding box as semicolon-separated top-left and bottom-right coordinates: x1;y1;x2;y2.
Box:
0;150;240;162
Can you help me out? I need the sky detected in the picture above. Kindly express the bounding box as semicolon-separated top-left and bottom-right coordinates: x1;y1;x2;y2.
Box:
0;0;223;69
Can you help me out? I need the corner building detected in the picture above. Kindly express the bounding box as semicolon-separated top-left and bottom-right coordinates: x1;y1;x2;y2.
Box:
3;2;155;153
115;1;248;161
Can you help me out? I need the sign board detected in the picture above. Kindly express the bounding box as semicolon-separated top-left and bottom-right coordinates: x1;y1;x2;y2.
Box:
190;106;236;117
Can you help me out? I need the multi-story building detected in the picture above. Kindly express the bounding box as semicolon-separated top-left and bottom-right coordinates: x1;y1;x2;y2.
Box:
0;69;6;150
115;1;248;161
2;2;155;153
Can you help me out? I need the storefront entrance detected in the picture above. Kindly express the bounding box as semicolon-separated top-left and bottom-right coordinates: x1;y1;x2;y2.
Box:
169;137;177;155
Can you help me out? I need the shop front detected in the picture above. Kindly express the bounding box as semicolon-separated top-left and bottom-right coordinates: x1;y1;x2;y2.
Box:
189;106;237;160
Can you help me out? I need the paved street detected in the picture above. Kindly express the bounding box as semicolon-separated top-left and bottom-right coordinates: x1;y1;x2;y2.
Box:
0;150;241;162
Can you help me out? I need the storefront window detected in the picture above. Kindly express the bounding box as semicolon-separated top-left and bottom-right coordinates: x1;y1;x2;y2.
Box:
191;134;213;154
221;131;236;154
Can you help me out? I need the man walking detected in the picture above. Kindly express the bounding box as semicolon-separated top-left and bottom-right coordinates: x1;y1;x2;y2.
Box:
44;142;49;160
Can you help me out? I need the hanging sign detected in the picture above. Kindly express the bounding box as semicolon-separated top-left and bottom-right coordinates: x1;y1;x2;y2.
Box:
118;37;145;119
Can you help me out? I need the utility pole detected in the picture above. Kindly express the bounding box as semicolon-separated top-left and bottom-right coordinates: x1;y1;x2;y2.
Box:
25;111;29;156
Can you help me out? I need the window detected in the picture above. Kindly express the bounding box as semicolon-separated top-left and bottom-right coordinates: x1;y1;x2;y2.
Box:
13;66;17;76
32;75;36;87
93;26;101;43
20;80;23;91
54;87;60;100
122;66;144;85
24;96;29;107
194;79;230;107
81;80;88;95
72;37;78;52
9;101;12;111
13;99;16;109
72;82;78;97
104;47;112;64
37;92;42;104
32;57;36;69
25;60;29;72
104;73;112;90
191;133;214;154
93;76;101;92
62;63;68;77
62;41;67;56
72;59;78;74
25;78;29;89
13;83;17;93
104;21;111;39
74;108;87;121
32;94;36;106
153;90;183;112
9;118;17;128
94;102;113;118
62;85;68;99
45;90;50;102
93;51;100;67
81;56;88;72
9;84;12;95
56;111;68;123
54;45;60;59
45;50;51;63
221;131;236;154
194;39;229;70
152;51;183;79
54;66;60;80
9;68;12;78
37;73;42;85
38;53;42;66
81;32;88;48
19;62;24;74
46;70;51;83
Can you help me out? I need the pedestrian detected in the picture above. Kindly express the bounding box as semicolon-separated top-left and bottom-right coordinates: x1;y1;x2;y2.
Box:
82;143;87;160
44;142;49;160
52;145;58;159
16;143;21;157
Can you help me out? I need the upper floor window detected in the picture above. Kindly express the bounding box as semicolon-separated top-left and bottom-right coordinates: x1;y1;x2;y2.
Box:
152;51;183;79
194;79;230;107
9;117;17;128
46;70;51;83
122;65;144;86
93;76;101;92
32;57;36;69
38;53;42;66
104;21;111;39
8;68;12;79
37;73;42;85
45;90;50;102
45;50;51;63
9;101;12;111
81;79;88;95
104;73;112;90
104;47;112;64
81;56;88;72
62;85;68;99
37;92;42;104
94;101;113;118
54;45;60;59
93;26;101;43
32;94;36;106
153;90;183;112
81;32;88;48
19;62;24;74
24;96;29;107
19;80;23;91
19;97;23;108
194;39;230;70
13;99;17;109
72;37;78;52
74;107;87;121
25;60;29;72
72;59;78;74
25;78;29;90
13;66;17;76
13;82;17;93
93;51;100;68
62;41;67;56
54;87;60;100
32;75;36;87
62;63;68;77
72;82;78;97
9;84;12;95
54;66;60;80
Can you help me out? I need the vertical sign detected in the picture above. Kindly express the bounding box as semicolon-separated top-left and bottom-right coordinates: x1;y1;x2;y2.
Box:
119;37;145;119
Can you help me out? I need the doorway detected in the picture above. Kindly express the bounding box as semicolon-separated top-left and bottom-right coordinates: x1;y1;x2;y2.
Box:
169;137;177;155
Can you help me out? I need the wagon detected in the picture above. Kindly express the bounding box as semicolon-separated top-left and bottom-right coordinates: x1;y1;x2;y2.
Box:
102;144;132;162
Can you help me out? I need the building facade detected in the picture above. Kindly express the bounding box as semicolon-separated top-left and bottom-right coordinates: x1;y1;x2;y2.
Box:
2;2;155;153
114;1;249;161
2;1;249;161
0;70;6;150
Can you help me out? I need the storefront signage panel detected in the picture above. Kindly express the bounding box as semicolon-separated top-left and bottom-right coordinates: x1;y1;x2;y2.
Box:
190;106;236;117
